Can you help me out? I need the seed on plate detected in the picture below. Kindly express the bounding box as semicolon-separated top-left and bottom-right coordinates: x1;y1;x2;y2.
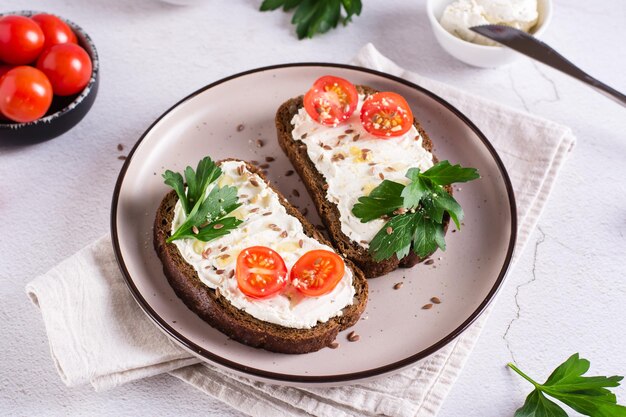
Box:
379;172;385;180
214;223;224;230
302;208;308;216
269;224;281;231
265;156;275;162
216;269;225;275
279;231;288;238
431;296;442;304
293;189;300;197
201;248;212;259
236;165;244;176
228;270;235;278
285;170;294;176
192;226;199;234
118;155;127;160
117;143;124;151
386;226;393;235
256;139;264;148
422;303;433;310
263;211;272;216
300;133;308;139
260;163;270;169
322;144;332;151
385;166;396;172
298;239;304;248
345;129;354;134
425;259;434;265
317;154;324;162
237;124;245;132
218;254;230;260
220;246;229;252
347;331;360;342
249;179;259;187
323;183;329;190
360;240;368;244
338;134;347;139
329;341;339;349
250;207;259;213
393;282;403;290
352;134;360;141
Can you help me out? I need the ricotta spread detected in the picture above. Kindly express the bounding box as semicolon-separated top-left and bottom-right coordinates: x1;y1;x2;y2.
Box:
440;0;538;46
291;94;434;248
171;161;355;329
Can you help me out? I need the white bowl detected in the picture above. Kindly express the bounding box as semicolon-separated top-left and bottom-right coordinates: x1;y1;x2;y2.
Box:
426;0;552;68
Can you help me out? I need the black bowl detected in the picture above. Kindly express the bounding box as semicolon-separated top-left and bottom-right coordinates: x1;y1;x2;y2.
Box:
0;11;99;145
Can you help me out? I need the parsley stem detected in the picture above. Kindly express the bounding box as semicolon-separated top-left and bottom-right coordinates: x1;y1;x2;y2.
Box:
507;363;539;388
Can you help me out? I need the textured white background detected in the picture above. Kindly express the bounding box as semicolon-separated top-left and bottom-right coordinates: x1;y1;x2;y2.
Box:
1;0;625;416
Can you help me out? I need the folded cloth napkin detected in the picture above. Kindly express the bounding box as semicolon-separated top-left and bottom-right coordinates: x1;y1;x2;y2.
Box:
27;43;575;416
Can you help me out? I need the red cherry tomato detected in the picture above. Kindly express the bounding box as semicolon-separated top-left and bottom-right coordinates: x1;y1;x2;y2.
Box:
360;92;414;138
0;64;13;80
303;75;358;126
36;43;92;96
236;246;288;299
0;15;45;65
31;13;77;49
290;250;345;297
0;66;53;123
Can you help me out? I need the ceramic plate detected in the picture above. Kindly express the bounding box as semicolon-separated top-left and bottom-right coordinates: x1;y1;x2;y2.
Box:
111;64;516;385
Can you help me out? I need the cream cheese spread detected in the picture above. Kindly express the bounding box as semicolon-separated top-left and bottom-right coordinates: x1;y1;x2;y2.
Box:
440;0;538;46
171;161;355;329
291;94;434;248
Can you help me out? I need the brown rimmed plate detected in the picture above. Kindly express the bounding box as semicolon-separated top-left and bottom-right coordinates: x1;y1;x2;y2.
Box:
111;64;516;385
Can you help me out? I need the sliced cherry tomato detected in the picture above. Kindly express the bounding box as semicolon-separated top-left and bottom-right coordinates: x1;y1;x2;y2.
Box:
31;13;77;49
0;66;53;123
36;43;92;96
0;15;45;65
290;250;345;297
236;246;288;299
303;75;358;126
360;92;414;138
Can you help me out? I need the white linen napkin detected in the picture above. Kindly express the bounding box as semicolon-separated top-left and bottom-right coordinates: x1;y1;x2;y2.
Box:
27;44;575;416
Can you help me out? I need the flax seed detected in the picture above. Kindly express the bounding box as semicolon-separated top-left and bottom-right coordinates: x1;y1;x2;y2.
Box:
228;270;235;278
300;133;308;139
214;223;224;230
293;189;300;197
338;134;347;139
192;226;199;234
431;297;441;304
249;179;259;187
216;269;225;275
117;143;124;151
118;155;127;160
256;139;264;148
298;239;304;248
347;331;360;342
263;211;272;216
285;170;294;176
422;303;433;310
345;129;354;134
279;231;288;238
379;172;385;180
201;248;212;259
260;163;270;169
329;341;339;349
265;156;275;162
425;259;434;265
237;124;245;132
250;207;259;213
220;246;229;252
322;144;332;150
393;282;403;290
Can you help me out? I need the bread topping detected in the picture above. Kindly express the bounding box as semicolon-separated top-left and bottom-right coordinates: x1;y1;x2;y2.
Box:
171;161;355;329
440;0;538;46
291;94;434;248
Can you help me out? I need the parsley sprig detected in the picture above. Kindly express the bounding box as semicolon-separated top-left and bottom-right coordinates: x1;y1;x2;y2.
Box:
260;0;362;39
509;353;626;417
163;157;243;243
352;161;479;261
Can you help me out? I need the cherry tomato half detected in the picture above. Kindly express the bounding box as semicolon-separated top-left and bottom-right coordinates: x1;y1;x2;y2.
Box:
303;75;358;126
37;43;92;96
32;13;77;50
0;15;45;65
290;250;345;297
236;246;288;299
0;66;53;123
360;92;414;138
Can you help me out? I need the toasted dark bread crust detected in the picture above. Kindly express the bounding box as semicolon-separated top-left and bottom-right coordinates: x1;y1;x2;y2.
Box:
154;160;368;354
275;86;451;278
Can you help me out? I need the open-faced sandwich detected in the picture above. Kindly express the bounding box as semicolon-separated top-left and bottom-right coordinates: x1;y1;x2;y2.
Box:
276;76;479;278
154;156;368;353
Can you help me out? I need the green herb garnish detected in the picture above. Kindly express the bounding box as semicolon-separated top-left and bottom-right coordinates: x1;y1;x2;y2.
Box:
509;353;626;417
260;0;362;39
352;160;479;261
163;157;243;243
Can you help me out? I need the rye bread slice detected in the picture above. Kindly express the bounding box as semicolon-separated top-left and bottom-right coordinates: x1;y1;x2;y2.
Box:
154;160;368;354
275;86;451;278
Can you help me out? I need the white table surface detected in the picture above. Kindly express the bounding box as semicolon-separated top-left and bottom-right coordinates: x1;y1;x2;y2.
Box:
2;0;625;416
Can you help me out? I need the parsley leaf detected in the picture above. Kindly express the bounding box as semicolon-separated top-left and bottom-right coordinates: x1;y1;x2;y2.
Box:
509;354;626;417
163;157;242;243
351;160;479;261
420;160;479;186
352;180;404;223
260;0;362;39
